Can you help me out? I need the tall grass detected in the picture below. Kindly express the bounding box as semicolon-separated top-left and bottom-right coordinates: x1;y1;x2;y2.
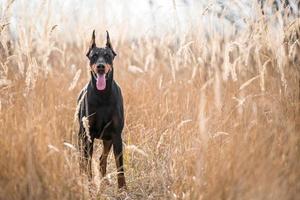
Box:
0;1;299;199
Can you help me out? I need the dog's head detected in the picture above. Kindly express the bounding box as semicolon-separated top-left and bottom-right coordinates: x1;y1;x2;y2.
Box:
86;30;117;90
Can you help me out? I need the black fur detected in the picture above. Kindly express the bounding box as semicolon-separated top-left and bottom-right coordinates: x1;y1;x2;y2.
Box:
77;31;126;188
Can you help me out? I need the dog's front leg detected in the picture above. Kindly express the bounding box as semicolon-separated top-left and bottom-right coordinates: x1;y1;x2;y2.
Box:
100;140;112;178
112;133;126;189
85;138;94;181
78;133;94;180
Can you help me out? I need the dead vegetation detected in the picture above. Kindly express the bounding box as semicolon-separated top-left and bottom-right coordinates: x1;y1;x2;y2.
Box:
0;1;299;199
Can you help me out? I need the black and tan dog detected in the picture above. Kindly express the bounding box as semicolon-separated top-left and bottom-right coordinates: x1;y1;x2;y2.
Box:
77;30;126;189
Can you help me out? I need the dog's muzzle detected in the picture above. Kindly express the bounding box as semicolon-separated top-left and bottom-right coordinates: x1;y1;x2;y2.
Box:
97;64;105;74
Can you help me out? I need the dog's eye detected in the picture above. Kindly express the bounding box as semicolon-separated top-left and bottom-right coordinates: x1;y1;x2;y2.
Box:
91;54;98;62
104;54;111;60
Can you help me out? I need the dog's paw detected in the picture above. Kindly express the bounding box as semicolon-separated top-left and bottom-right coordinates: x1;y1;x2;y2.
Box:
98;177;112;193
88;182;97;199
101;177;112;186
116;187;130;200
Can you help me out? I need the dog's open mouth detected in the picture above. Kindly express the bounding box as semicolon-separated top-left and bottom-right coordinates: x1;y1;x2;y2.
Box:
96;72;106;90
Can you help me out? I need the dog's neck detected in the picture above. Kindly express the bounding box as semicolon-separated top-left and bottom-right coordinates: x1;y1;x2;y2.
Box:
90;68;114;95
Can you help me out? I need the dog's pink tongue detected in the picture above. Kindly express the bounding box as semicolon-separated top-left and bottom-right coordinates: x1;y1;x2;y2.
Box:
96;74;106;90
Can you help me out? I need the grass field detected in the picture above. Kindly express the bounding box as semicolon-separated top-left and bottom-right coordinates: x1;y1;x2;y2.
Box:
0;1;300;199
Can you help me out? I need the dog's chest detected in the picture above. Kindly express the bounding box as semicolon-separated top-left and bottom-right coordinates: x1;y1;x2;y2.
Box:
87;93;114;127
94;106;112;126
88;105;114;139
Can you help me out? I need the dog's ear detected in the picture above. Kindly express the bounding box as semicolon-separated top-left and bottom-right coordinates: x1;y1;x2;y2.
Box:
86;30;96;57
106;30;117;57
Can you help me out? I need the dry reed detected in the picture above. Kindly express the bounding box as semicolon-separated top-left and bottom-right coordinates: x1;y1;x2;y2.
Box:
0;1;299;200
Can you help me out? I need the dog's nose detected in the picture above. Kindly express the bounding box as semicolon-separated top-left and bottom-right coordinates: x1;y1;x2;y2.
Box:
97;64;105;70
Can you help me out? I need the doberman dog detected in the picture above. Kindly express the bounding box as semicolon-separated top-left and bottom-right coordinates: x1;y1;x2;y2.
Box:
77;30;126;189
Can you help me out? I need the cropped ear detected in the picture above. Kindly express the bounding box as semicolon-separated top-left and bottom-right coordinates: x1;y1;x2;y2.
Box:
106;30;117;57
86;30;96;57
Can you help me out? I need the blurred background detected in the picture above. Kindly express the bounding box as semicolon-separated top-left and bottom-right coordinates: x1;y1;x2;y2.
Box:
3;0;299;40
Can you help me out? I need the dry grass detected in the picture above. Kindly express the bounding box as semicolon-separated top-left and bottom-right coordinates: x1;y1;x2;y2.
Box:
0;1;300;200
